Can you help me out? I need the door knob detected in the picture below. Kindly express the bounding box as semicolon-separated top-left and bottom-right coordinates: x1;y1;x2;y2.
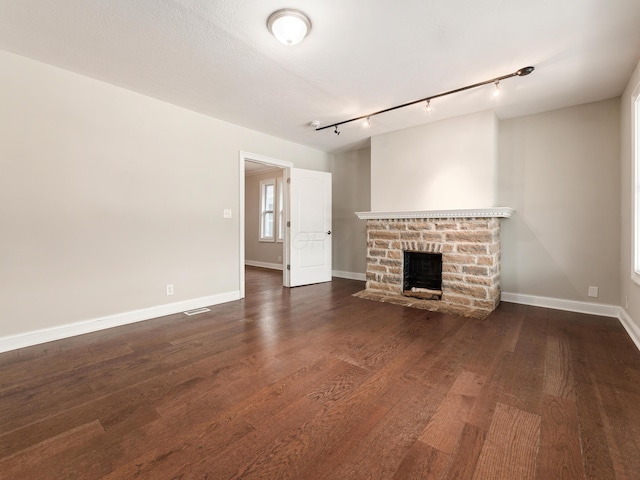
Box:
327;230;332;235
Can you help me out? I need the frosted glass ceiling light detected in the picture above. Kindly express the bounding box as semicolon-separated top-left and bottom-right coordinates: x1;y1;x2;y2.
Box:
267;9;311;46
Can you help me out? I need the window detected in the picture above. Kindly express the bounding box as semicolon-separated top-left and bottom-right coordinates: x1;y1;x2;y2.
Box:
259;176;285;243
260;179;275;242
634;88;640;285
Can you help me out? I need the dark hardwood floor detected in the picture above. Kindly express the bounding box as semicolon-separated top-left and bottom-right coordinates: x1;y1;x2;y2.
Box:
1;266;639;479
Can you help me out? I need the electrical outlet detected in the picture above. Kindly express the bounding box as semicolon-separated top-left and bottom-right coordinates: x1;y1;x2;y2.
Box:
166;284;174;296
587;286;598;298
223;209;232;219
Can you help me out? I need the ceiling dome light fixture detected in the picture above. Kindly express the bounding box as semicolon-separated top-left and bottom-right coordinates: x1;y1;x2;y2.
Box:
267;9;311;46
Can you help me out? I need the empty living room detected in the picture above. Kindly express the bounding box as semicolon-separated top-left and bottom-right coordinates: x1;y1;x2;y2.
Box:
1;1;640;479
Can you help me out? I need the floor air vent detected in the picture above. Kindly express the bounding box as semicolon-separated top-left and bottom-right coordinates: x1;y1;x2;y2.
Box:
183;307;211;316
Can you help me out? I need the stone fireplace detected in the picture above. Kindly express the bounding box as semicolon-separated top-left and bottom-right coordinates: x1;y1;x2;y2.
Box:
354;208;513;319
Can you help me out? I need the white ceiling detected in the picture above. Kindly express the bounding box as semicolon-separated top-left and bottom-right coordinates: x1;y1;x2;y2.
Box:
245;160;282;176
1;0;639;153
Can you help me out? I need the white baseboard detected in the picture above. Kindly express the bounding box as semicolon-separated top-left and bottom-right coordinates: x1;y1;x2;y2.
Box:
502;291;640;351
4;287;637;354
0;291;240;354
245;260;283;271
501;291;621;318
245;262;362;280
332;270;366;281
618;308;640;351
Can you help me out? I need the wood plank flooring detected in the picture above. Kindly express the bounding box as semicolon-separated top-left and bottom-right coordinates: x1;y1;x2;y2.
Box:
1;266;639;479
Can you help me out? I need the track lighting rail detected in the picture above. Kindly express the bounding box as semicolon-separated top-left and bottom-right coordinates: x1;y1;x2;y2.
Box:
315;66;534;134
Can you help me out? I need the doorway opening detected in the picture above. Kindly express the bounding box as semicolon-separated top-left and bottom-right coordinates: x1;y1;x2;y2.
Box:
240;152;292;299
239;152;333;298
245;163;285;267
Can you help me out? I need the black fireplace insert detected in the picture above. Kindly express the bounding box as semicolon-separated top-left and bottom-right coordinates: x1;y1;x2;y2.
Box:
403;251;442;298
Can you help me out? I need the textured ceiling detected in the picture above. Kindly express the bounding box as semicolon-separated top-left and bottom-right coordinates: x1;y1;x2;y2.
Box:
0;0;639;153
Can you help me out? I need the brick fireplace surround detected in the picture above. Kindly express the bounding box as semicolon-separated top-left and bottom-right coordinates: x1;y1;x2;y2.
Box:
354;208;513;319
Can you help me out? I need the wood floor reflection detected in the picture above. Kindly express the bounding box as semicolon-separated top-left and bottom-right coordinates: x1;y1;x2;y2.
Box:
1;266;639;479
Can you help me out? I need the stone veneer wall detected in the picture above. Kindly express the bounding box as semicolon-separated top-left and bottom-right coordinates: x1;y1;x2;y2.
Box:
355;217;501;318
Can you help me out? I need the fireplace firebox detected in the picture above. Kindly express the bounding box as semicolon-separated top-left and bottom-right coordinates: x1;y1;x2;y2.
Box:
403;251;442;300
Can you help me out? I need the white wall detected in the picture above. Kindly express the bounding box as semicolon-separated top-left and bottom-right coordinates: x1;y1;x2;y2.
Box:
331;148;371;277
245;170;284;267
498;99;621;305
368;100;621;307
371;110;498;211
0;50;331;340
620;59;640;331
1;46;632;347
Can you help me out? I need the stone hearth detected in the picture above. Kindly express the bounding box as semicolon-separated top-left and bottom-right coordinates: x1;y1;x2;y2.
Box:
354;208;512;319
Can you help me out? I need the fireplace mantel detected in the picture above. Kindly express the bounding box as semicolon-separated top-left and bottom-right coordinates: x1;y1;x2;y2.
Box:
355;207;514;220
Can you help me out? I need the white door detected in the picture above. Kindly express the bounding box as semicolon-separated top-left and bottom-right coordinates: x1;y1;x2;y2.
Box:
288;168;332;287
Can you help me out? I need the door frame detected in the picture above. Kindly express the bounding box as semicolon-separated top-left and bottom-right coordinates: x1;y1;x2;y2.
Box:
239;151;293;299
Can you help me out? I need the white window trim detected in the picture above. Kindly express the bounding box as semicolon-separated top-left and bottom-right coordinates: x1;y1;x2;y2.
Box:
259;178;276;242
277;177;284;243
633;83;640;285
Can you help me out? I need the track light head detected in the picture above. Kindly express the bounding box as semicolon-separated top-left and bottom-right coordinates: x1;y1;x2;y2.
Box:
516;66;535;76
